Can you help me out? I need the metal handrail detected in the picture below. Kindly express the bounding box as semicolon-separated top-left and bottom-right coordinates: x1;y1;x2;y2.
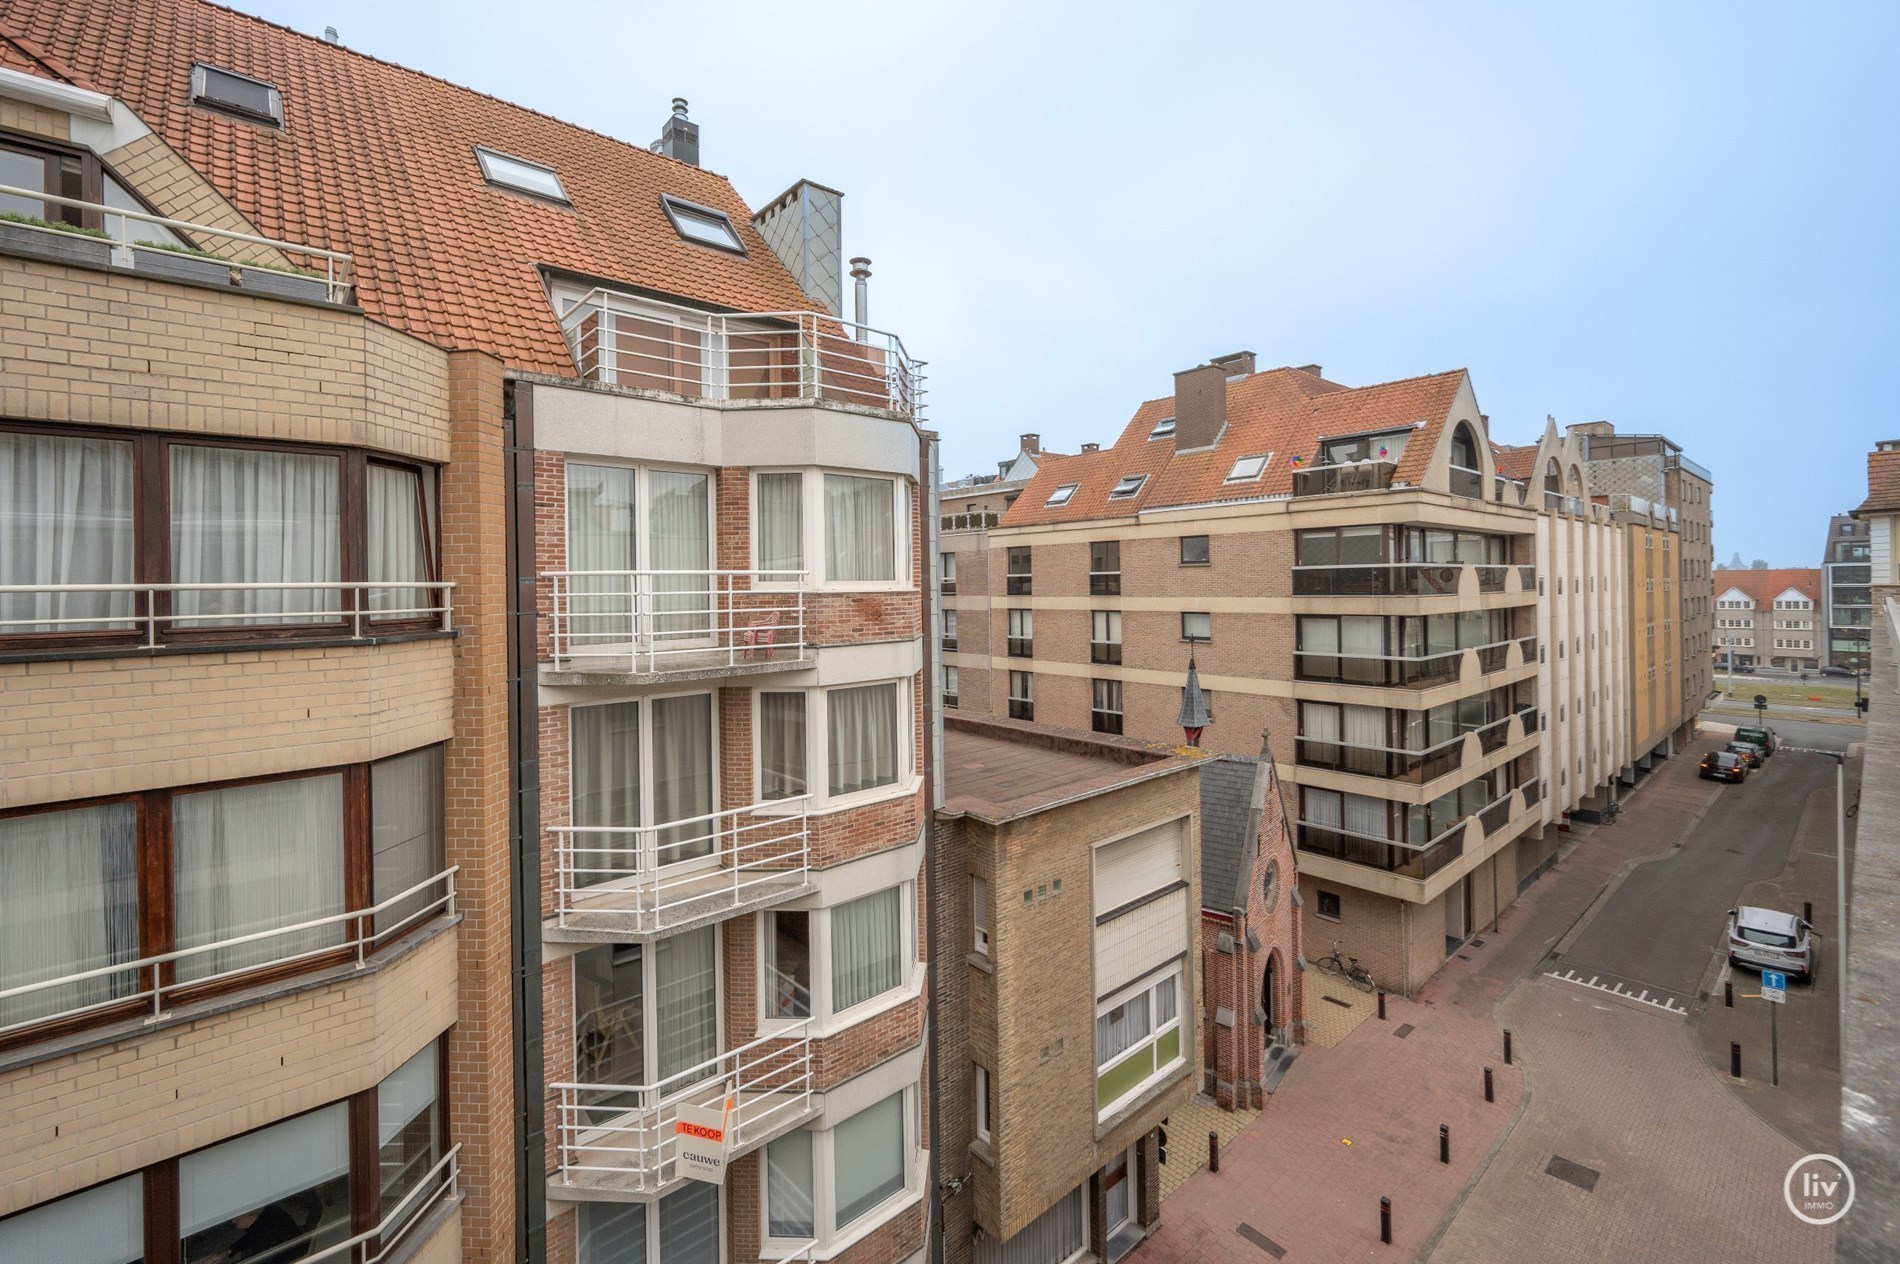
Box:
0;183;352;302
1296;817;1464;854
1295;638;1515;665
0;579;453;642
293;1144;461;1264
550;796;811;929
0;867;458;1036
545;568;806;673
552;1022;816;1193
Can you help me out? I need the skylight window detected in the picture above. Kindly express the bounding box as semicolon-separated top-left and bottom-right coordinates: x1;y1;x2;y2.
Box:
1149;417;1176;440
1224;453;1270;483
1108;474;1146;500
190;64;282;126
475;148;570;203
661;195;746;253
1046;483;1080;507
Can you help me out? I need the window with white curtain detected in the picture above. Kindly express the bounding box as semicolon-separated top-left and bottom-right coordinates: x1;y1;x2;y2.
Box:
573;927;719;1104
0;1175;142;1264
172;773;347;982
828;682;900;796
974;1064;992;1144
371;746;444;933
760;682;910;806
1095;968;1183;1117
759;692;808;800
367;462;434;616
942;665;959;707
824;473;897;583
378;1041;440;1236
756;472;805;577
179;1102;353;1263
765;1089;915;1251
0;801;139;1029
761;883;914;1028
570;694;715;883
579;1182;720;1264
564;463;712;645
170;444;341;627
0;431;134;633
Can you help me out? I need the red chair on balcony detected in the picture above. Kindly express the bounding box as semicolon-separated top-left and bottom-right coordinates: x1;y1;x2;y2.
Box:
741;614;779;660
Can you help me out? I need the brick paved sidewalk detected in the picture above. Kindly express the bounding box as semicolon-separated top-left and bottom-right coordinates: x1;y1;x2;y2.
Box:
1135;752;1722;1264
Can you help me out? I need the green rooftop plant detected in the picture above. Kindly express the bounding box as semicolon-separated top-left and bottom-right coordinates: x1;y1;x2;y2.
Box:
0;210;112;239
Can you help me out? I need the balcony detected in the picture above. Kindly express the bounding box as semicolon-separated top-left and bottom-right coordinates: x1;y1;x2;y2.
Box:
0;579;453;649
1472;714;1513;755
1292;563;1464;597
1543;490;1585;516
1297;821;1465;881
544;570;809;682
1474;566;1507;594
0;183;354;304
1449;465;1485;499
1518;635;1538;665
1518;565;1537;590
1521;778;1544;810
0;867;456;1043
1478;790;1517;835
561;288;923;419
551;1024;817;1198
548;798;813;939
1295;640;1519;690
1296;734;1464;785
1292;459;1396;497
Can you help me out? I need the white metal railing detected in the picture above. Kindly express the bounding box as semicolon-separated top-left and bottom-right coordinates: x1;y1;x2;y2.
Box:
545;569;805;673
293;1145;461;1264
0;867;457;1038
552;1022;815;1194
770;1241;819;1263
0;580;453;643
0;183;353;303
550;796;812;930
559;288;924;418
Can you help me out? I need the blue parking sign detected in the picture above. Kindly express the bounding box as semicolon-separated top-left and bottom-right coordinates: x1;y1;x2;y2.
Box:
1762;970;1787;1002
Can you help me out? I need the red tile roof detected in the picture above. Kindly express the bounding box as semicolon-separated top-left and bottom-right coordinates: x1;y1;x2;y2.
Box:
0;0;820;374
1856;447;1900;515
1002;366;1469;527
1711;568;1822;607
1491;443;1540;482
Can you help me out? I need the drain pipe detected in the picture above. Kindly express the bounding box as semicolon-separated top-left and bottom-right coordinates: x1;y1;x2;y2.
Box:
851;257;872;342
922;423;945;1264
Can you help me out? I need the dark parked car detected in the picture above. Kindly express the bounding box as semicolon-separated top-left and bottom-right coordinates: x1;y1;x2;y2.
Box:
1820;666;1855;678
1700;751;1747;783
1731;663;1758;675
1725;741;1765;769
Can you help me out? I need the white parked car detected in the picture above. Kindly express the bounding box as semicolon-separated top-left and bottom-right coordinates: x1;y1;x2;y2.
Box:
1727;906;1813;983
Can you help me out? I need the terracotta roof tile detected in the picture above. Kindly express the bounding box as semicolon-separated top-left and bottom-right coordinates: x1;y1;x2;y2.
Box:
1491;443;1540;482
1001;366;1468;528
1;0;819;374
1855;448;1900;515
1711;568;1822;607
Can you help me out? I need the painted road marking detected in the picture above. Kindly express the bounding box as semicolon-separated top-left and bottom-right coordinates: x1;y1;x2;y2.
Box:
1544;967;1687;1014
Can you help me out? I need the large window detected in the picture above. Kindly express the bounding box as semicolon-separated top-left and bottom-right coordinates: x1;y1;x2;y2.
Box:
828;682;902;797
825;473;898;582
1095;968;1184;1116
765;1090;916;1252
574;929;719;1099
759;692;808;801
756;472;804;576
567;463;712;645
0;1040;449;1263
761;884;915;1027
0;748;448;1043
1091;609;1122;664
1008;671;1033;721
1006;546;1032;595
0;426;438;643
580;1184;721;1264
570;695;716;879
1092;679;1124;735
1089;540;1121;595
755;681;912;806
1007;608;1033;658
752;470;906;586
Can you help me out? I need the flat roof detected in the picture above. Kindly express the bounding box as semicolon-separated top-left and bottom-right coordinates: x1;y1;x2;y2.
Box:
939;717;1204;824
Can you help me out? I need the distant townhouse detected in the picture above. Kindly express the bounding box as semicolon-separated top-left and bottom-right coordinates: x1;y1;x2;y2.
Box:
1711;569;1824;672
1820;514;1874;671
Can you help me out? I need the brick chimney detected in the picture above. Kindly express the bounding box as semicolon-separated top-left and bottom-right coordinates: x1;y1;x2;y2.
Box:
1210;351;1256;377
1081;442;1100;453
1020;433;1042;454
1172;363;1229;452
1293;363;1323;378
1567;420;1615;438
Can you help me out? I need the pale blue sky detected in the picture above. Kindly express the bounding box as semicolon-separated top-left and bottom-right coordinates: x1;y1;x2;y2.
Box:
251;1;1898;565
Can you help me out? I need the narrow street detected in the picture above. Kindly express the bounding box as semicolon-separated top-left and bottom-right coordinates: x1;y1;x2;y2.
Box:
1137;716;1858;1264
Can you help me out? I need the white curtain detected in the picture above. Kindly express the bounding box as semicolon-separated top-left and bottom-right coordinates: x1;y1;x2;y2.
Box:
371;746;443;933
170;445;340;626
653;694;714;865
1344;793;1387;839
172;774;346;982
1298;617;1339;654
834;1092;905;1228
759;692;807;800
1154;974;1178;1027
828;682;899;796
179;1102;350;1237
1341;616;1385;656
766;1131;816;1238
1304;787;1343;829
757;472;804;577
1095;992;1150;1067
1300;703;1340;743
0;1173;141;1264
367;464;429;615
0;432;134;633
0;802;139;1028
657;1182;720;1264
655;925;717;1085
824;474;895;582
579;1203;646;1264
832;887;902;1011
571;703;641;886
566;464;636;649
649;470;710;642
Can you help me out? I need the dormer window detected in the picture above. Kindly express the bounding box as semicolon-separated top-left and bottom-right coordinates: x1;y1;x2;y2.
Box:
1224;454;1270;483
190;64;283;127
661;195;745;253
476;148;569;203
1149;417;1176;440
1108;474;1146;500
1045;483;1079;508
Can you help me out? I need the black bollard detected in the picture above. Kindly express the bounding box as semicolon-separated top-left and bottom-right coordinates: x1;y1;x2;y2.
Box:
1377;989;1386;1020
1724;979;1733;1008
1380;1196;1392;1245
1804;900;1813;926
1208;1131;1219;1174
1438;1124;1449;1164
1730;1041;1742;1078
1503;1029;1513;1065
1483;1066;1494;1102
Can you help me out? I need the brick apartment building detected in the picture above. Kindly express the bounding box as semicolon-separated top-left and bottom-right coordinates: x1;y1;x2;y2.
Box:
1711;568;1823;671
1820;513;1874;671
942;355;1550;997
0;5;931;1264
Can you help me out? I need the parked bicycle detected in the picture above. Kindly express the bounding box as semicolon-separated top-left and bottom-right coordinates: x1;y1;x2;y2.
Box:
1314;940;1377;993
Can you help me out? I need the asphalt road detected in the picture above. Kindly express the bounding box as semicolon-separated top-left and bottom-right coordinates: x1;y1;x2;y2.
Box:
1706;712;1858;754
1551;740;1841;1008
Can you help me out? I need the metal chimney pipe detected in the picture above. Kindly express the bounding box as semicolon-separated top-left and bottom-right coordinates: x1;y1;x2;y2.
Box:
850;257;872;342
671;97;689;117
323;25;340;42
